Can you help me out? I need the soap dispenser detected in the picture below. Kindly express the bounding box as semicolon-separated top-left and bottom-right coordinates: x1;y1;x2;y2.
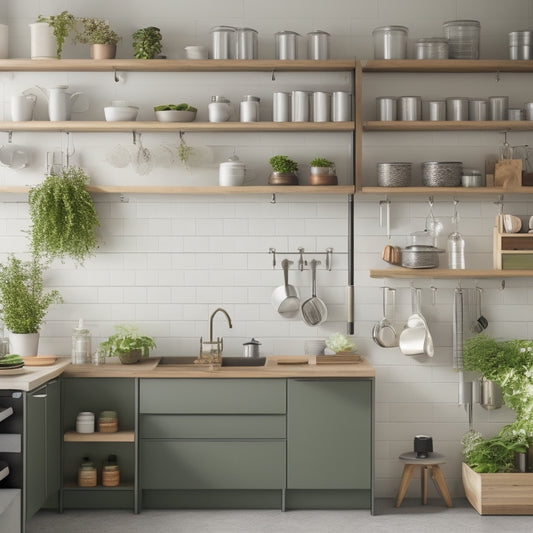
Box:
72;319;91;364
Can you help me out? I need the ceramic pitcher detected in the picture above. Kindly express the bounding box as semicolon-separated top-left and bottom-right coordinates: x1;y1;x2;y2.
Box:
36;85;88;121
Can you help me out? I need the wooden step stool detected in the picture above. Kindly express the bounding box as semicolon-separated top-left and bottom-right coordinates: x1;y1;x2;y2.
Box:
395;451;453;508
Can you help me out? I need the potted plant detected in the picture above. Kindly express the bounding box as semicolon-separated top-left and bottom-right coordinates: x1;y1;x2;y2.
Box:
325;332;356;354
309;157;338;186
268;155;299;185
75;17;121;59
460;334;533;514
0;255;62;356
35;11;77;59
132;26;163;59
28;166;100;265
99;324;156;364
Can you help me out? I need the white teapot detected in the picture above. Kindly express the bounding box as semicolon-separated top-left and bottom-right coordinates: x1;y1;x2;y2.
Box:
35;85;89;121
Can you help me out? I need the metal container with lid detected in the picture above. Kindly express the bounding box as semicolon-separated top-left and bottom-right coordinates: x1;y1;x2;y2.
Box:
414;38;449;59
307;30;330;59
400;245;441;269
468;98;488;121
461;168;485;187
210;25;236;59
446;97;468;121
422;161;462;187
398;96;421;121
377;162;411;187
423;100;446;121
235;27;258;59
509;30;533;60
376;97;397;121
442;19;480;59
372;25;408;59
311;91;331;122
243;338;261;358
240;95;260;122
275;30;300;60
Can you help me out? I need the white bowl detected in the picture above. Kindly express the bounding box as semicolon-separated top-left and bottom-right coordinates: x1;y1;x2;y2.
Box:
155;110;196;122
104;106;139;121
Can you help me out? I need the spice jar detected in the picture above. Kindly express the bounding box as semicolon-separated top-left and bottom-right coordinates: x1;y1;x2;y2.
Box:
102;455;120;487
78;456;97;487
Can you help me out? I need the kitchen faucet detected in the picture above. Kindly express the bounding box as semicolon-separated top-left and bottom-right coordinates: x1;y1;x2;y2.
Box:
208;307;233;351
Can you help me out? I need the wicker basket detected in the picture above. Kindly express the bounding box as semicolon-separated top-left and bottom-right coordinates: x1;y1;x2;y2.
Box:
102;468;120;487
78;468;97;487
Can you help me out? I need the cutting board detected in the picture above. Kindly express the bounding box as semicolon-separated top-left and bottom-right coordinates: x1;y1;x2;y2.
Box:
494;159;522;187
23;356;57;366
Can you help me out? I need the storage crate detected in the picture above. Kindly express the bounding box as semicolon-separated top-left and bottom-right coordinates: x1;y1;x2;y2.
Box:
493;214;533;269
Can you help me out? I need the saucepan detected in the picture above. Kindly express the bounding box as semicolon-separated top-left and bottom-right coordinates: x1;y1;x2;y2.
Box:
271;258;300;318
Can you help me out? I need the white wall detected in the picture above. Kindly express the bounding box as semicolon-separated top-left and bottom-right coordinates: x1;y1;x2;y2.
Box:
3;0;533;499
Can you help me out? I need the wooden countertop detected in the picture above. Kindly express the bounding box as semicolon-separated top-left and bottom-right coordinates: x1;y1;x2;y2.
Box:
62;355;375;379
0;357;71;391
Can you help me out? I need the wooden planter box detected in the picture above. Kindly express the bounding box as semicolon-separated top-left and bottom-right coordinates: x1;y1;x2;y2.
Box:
462;462;533;515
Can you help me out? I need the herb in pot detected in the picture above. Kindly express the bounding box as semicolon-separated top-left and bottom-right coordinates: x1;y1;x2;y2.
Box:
269;155;298;174
75;17;121;45
36;11;77;59
309;157;334;168
99;324;156;360
132;26;163;59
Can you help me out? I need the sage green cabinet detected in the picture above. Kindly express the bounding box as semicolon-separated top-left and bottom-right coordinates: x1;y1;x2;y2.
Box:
287;378;372;490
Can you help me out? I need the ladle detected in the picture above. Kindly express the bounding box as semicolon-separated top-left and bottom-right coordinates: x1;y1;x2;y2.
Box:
372;287;398;348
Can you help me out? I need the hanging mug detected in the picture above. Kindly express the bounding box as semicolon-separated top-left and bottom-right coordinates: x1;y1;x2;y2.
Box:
11;94;37;121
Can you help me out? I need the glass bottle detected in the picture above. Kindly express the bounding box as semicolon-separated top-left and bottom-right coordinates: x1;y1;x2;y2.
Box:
71;318;91;364
447;200;465;269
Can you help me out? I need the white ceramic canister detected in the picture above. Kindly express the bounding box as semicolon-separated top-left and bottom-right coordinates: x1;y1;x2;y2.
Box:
291;90;309;121
208;96;232;122
307;30;330;60
219;155;246;186
275;30;300;60
331;91;351;121
11;94;36;121
240;95;260;122
76;412;95;434
29;22;56;59
311;91;331;122
273;92;290;122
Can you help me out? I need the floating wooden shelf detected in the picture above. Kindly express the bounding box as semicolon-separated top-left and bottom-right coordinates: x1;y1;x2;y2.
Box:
63;482;134;490
0;58;357;72
63;430;134;442
360;186;530;196
0;120;354;133
362;59;533;73
370;268;533;279
363;120;533;132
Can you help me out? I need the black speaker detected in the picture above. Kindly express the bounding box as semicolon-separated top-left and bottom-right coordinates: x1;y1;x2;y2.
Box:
414;435;433;458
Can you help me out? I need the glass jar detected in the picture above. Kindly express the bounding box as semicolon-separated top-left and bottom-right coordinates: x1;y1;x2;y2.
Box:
71;318;91;364
372;26;408;59
442;20;480;59
78;456;97;487
414;38;449;59
102;454;120;487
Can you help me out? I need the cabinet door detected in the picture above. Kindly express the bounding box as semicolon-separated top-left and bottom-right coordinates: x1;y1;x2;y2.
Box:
287;379;372;490
25;385;46;520
45;380;60;501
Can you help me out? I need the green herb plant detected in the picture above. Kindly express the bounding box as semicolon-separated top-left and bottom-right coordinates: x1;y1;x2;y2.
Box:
37;11;77;59
325;332;356;353
309;158;334;168
269;155;298;174
99;325;156;359
28;167;100;265
75;17;121;45
461;334;533;472
176;133;195;170
132;26;162;59
0;255;62;334
154;103;197;112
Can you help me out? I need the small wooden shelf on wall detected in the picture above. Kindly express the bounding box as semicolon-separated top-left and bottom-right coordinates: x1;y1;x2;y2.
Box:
360;186;532;196
362;59;533;73
63;430;134;442
369;268;533;279
363;121;533;132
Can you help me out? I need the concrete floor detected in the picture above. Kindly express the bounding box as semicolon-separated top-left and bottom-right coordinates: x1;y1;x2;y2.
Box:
26;499;533;533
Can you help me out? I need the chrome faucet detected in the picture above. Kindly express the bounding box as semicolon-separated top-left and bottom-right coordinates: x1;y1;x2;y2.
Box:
209;307;233;344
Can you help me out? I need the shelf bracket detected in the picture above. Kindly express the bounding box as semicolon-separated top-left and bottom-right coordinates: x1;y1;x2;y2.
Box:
270;193;276;204
269;247;276;268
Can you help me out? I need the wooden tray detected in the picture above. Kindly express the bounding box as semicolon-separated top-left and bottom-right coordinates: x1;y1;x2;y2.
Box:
315;354;363;364
23;356;57;366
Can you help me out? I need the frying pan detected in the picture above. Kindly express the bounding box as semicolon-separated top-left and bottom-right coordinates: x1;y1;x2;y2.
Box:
301;259;328;326
271;259;300;318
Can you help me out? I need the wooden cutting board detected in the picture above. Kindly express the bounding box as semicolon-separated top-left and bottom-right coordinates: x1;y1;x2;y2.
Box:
23;356;57;366
315;354;363;364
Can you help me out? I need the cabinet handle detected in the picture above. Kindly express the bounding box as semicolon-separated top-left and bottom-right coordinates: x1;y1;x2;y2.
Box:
33;394;47;398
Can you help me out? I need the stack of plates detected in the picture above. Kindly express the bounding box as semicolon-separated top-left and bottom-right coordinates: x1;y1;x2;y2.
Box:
0;354;25;375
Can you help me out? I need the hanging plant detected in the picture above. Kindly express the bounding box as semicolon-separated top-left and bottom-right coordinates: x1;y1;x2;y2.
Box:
177;133;194;170
28;167;100;265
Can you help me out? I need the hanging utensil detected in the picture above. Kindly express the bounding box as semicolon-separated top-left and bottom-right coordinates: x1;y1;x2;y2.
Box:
301;259;328;326
453;287;464;370
399;288;429;356
497;131;513;160
471;287;488;333
271;259;300;318
372;287;398;348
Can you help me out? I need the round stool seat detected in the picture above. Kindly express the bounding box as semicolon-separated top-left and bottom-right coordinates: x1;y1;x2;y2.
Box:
399;451;447;465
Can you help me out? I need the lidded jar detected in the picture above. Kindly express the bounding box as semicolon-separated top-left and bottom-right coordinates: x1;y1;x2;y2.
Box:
235;27;258;59
72;318;91;365
372;25;408;59
219;155;246;186
275;30;300;60
210;25;236;59
240;95;260;122
102;454;120;487
78;456;97;487
307;30;330;59
208;95;232;122
442;19;480;59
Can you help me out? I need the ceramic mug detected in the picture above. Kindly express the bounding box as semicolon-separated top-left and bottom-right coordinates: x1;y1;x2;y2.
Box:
11;94;36;121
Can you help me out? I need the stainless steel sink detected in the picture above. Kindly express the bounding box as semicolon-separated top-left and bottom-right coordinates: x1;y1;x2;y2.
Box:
158;356;266;367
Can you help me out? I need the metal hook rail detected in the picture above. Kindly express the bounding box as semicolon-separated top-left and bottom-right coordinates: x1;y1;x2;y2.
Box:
269;247;335;271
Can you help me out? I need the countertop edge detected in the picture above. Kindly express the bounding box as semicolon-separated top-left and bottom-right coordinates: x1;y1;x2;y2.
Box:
0;358;71;391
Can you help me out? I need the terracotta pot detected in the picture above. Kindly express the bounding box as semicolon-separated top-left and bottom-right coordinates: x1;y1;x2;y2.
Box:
118;349;142;364
268;172;298;185
90;44;117;60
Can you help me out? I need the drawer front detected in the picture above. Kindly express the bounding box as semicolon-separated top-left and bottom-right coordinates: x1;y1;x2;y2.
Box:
141;414;286;439
141;440;286;489
140;379;286;414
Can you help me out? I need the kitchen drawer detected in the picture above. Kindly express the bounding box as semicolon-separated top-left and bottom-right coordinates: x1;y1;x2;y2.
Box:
141;440;286;489
140;414;286;439
140;379;286;414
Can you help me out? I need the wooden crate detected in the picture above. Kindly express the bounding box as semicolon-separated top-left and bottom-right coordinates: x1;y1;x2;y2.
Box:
462;462;533;515
493;214;533;269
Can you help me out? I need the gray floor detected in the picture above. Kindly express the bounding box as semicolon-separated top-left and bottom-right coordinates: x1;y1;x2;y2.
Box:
26;499;533;533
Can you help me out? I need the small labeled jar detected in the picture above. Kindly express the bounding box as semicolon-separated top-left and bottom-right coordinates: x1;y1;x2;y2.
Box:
240;95;260;122
102;455;120;487
78;456;97;487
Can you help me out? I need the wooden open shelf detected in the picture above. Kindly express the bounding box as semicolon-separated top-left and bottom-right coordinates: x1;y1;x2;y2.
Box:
63;482;134;490
363;120;533;132
370;268;533;279
362;59;533;73
360;186;531;196
63;430;134;442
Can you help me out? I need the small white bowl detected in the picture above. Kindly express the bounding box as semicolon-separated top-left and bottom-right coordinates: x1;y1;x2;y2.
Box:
155;110;196;122
184;45;208;60
104;106;139;122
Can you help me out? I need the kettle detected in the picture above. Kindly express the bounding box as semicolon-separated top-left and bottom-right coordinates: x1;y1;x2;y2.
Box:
35;85;89;121
242;338;261;358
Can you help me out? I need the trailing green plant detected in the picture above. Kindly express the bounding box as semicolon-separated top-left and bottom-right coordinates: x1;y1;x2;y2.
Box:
461;334;533;472
75;17;121;45
99;324;156;358
0;255;62;334
37;11;77;59
132;26;162;59
309;157;334;168
177;134;194;169
28;166;100;265
269;155;298;174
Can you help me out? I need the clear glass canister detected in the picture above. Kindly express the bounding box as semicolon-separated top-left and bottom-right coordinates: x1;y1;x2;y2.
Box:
442;20;480;59
372;25;408;59
307;30;330;60
240;95;260;122
72;318;91;364
414;38;449;59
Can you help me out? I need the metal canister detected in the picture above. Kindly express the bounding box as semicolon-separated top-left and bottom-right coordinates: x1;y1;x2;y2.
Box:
398;96;421;121
240;95;260;122
210;25;236;59
307;30;330;60
468;99;488;121
311;91;331;122
275;30;300;60
235;27;258;59
443;19;480;59
525;102;533;120
414;38;449;59
446;97;468;121
489;96;509;120
509;30;533;60
423;100;446;121
508;108;523;120
376;97;397;121
372;25;408;59
331;91;351;121
273;92;290;122
243;338;261;358
291;90;309;121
